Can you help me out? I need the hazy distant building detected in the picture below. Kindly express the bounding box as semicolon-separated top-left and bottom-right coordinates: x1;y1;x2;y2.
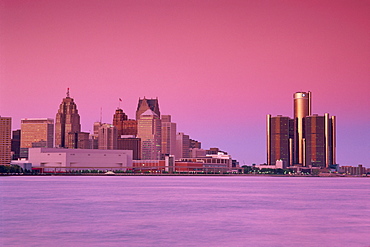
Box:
189;148;207;158
175;132;190;159
55;89;81;148
0;116;11;165
190;139;201;149
20;118;54;158
161;115;177;157
137;109;162;160
136;97;160;120
11;129;21;160
267;92;336;168
98;124;117;150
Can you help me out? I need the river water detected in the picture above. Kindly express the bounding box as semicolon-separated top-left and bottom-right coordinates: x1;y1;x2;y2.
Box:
0;176;369;246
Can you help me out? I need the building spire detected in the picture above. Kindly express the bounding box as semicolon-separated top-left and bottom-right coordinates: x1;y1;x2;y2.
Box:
67;88;70;98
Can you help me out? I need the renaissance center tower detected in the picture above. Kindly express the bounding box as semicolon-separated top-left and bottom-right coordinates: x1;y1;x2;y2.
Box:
267;91;336;169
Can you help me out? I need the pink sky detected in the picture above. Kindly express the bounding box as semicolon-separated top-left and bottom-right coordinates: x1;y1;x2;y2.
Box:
1;0;369;166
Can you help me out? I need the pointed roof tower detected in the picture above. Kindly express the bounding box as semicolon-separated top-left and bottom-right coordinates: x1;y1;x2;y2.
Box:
136;97;160;120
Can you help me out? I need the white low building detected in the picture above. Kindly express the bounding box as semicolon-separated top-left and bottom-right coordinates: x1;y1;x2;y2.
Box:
29;148;133;171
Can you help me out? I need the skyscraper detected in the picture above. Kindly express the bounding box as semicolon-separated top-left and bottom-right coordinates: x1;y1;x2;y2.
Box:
0;116;11;165
304;114;336;168
293;92;311;165
136;97;160;120
98;124;118;150
20;118;54;158
21;118;54;148
161;115;177;157
11;130;21;160
267;92;336;169
137;109;161;160
112;108;137;136
55;89;81;148
113;108;128;136
175;132;190;159
266;115;293;167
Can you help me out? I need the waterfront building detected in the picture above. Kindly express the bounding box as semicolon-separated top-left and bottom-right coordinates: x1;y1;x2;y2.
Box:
137;109;161;160
267;92;336;168
266;115;293;166
161;115;177;157
0;116;11;165
136;97;160;120
11;129;21;160
293;92;311;165
20;118;54;158
340;165;367;175
117;136;141;160
305;114;335;168
28;148;133;172
98;124;117;150
55;89;81;148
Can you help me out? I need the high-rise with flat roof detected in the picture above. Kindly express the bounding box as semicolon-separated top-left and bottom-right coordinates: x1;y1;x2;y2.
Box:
266;115;293;167
11;130;21;160
55;89;81;148
305;114;335;168
0;116;11;165
161;115;177;157
98;124;117;150
21;118;54;148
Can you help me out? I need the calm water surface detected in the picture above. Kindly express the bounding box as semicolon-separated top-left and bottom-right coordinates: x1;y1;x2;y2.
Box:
0;176;369;246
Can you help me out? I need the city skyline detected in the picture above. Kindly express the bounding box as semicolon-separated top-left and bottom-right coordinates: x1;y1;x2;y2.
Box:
1;0;369;166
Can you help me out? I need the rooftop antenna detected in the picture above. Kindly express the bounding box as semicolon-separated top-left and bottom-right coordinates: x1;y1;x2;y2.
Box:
118;98;122;109
67;88;70;97
100;107;102;123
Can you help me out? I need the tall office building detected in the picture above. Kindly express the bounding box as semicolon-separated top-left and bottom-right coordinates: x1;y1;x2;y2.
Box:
113;108;128;136
293;92;311;165
305;114;336;168
137;109;161;160
21;118;54;148
136;97;160;120
20;118;54;158
98;124;117;150
67;131;90;149
267;92;336;169
112;108;137;136
55;89;81;148
175;132;190;159
11;130;21;160
0;116;11;165
117;136;141;160
161;115;177;156
266;115;293;167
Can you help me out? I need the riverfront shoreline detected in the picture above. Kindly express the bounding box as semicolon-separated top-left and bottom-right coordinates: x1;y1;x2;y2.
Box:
1;173;368;177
